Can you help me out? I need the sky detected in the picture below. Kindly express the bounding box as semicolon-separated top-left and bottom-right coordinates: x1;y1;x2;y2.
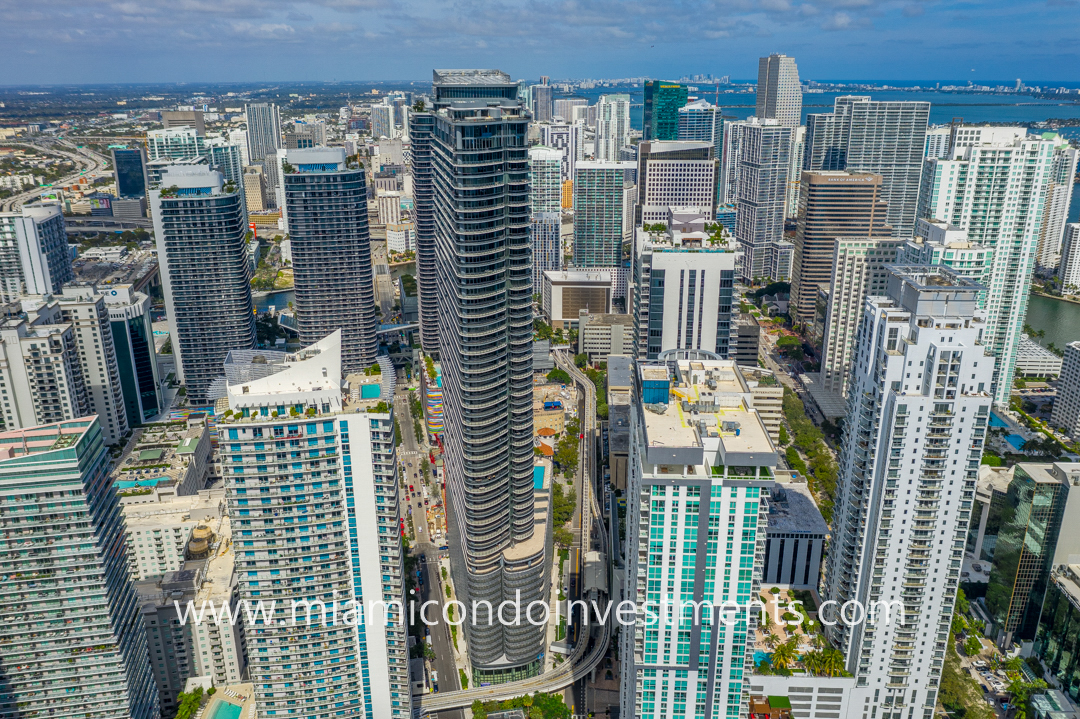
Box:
1;0;1078;85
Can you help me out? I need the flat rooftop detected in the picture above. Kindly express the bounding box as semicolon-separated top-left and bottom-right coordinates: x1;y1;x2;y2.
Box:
768;479;828;535
434;69;513;85
0;417;95;459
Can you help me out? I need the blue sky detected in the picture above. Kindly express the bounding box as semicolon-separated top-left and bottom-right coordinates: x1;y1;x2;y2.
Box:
1;0;1077;85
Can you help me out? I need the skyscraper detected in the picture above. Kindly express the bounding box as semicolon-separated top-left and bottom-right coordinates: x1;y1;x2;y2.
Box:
530;82;553;122
823;266;994;718
1059;224;1080;294
530;146;564;295
573;160;636;268
529;145;562;214
631;226;736;358
620;359;776;719
817;236;903;397
409;108;439;354
279;147;378;372
636;140;716;225
244;101;282;164
428;69;550;684
0;203;71;303
553;97;587;121
204;137;245;184
804;96;930;236
18;289;130;445
677;99;723;158
1036;135;1079;268
371;101;394;139
642;80;688;141
539;121;584;181
0;416;160;718
112;146;149;198
103;284;162;426
1051;341;1080;439
789;171;890;324
146;127;206;162
756;53;802;127
220;333;411;718
917;126;1058;404
596;93;631;161
150;165;256;404
734;119;792;282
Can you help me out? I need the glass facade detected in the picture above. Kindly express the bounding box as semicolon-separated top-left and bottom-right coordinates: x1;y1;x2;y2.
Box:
1033;569;1080;701
643;81;689;142
0;418;160;718
113;147;148;198
985;465;1069;643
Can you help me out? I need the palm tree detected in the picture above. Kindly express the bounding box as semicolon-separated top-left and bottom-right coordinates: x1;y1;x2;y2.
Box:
772;637;798;671
764;632;779;650
821;648;846;678
812;632;826;651
802;650;823;676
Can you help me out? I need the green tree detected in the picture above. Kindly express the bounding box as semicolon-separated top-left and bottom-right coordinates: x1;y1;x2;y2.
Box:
964;635;982;656
574;353;589;368
546;368;571;384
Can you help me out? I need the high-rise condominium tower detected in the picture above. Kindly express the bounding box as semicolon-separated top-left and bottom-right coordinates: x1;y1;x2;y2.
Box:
1060;224;1080;294
789;171;890;324
817;236;903;397
0;417;159;718
0;204;71;303
530;82;553;123
620;359;776;719
221;333;410;718
409;108;439;354
917;126;1058;404
823;266;994;719
279;147;378;372
636;140;716;225
1035;135;1079;268
734;118;792;282
529;145;564;295
150;165;256;404
642;81;689;142
244;102;282;164
539;121;584;181
573;160;637;268
596;93;632;161
804;96;930;236
428;69;550;684
756;53;802;127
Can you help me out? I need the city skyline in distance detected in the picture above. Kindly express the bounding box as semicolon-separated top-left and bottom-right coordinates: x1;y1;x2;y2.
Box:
0;0;1076;85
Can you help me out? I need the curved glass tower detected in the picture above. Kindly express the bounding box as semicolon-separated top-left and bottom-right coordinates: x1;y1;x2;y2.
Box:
429;69;549;683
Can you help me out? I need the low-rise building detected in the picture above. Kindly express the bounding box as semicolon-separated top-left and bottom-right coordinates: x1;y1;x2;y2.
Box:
731;313;761;367
577;310;633;361
1016;335;1063;377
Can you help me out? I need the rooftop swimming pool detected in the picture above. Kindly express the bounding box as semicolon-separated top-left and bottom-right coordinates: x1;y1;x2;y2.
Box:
210;700;241;719
533;465;545;490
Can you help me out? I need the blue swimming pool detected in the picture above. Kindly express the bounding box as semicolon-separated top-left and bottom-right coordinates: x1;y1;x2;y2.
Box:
115;476;169;489
1004;434;1027;451
360;383;381;399
989;412;1009;428
210;700;241;719
533;465;545;490
753;650;771;667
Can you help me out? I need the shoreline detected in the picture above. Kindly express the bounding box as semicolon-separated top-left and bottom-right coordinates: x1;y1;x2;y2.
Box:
1031;290;1080;307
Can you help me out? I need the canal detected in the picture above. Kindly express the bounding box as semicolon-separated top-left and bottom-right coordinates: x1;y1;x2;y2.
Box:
1026;293;1080;351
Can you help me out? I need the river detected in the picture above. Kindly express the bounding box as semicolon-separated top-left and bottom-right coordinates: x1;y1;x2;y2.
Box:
1026;294;1080;351
253;289;294;313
